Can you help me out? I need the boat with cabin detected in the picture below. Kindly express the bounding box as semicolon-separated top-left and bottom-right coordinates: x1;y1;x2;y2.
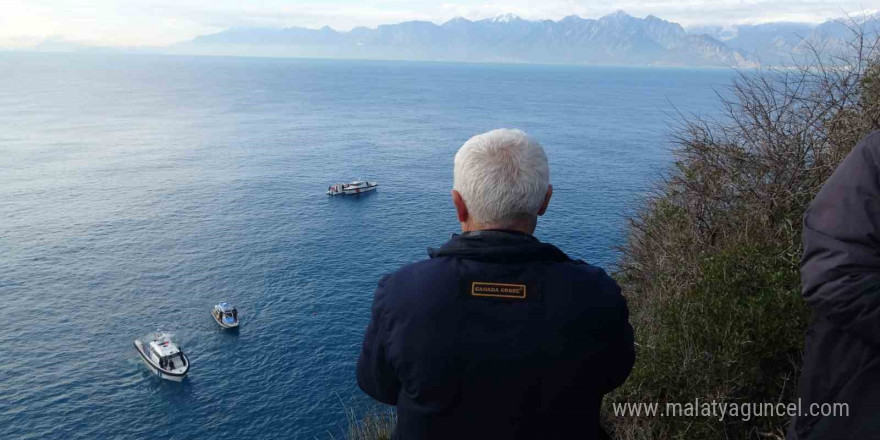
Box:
133;332;189;381
212;302;239;329
327;179;378;195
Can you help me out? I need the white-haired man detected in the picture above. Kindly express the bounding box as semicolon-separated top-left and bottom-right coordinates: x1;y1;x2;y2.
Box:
357;129;635;440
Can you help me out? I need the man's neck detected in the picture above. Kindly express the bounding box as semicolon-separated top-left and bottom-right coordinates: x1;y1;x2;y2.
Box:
461;221;536;236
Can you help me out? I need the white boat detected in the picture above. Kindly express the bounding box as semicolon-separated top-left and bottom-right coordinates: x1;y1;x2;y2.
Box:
133;333;189;381
212;302;239;329
327;179;378;195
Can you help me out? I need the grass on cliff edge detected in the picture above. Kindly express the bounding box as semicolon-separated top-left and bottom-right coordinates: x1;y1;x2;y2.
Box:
340;406;396;440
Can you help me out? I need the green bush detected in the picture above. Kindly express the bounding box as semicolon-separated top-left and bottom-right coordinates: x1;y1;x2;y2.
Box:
607;23;880;440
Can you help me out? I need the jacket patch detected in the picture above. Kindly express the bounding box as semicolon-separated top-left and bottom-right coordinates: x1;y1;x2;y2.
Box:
470;282;527;299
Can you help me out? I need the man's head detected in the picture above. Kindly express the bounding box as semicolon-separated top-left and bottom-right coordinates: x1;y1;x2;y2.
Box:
452;129;552;234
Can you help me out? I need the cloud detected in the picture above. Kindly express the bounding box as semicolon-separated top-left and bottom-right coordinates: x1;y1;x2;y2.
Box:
0;0;875;48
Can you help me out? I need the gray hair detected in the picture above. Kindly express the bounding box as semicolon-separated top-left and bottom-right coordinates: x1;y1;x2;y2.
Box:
453;129;550;227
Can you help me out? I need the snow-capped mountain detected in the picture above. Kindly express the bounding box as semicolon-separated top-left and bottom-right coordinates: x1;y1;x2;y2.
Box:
182;11;757;67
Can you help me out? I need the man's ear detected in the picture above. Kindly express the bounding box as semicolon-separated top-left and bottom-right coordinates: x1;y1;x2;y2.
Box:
452;190;468;223
537;184;553;216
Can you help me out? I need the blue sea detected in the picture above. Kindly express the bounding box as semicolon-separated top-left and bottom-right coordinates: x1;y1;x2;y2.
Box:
0;53;732;439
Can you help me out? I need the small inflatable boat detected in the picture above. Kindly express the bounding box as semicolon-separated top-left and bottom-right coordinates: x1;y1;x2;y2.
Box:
133;333;189;381
212;302;239;329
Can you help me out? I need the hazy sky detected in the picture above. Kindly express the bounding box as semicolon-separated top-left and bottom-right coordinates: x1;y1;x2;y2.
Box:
2;0;876;48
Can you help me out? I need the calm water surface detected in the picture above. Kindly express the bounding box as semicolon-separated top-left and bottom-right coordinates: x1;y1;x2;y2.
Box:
0;53;732;439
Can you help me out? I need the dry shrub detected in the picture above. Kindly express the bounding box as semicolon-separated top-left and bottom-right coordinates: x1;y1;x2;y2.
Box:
341;406;396;440
607;20;880;440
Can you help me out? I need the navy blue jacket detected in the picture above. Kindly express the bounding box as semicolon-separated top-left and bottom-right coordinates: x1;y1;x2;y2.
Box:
357;230;635;439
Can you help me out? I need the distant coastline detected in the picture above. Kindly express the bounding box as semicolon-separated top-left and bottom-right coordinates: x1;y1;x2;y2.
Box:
0;49;751;71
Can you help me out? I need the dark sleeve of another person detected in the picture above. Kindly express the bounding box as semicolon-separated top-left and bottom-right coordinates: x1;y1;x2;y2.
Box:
802;130;880;348
356;275;401;405
597;273;636;394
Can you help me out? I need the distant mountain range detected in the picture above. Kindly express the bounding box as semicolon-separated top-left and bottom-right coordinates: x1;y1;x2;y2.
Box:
179;11;757;67
85;11;873;67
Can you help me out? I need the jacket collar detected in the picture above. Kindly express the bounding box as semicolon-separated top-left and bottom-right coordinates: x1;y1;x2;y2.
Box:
428;229;571;263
